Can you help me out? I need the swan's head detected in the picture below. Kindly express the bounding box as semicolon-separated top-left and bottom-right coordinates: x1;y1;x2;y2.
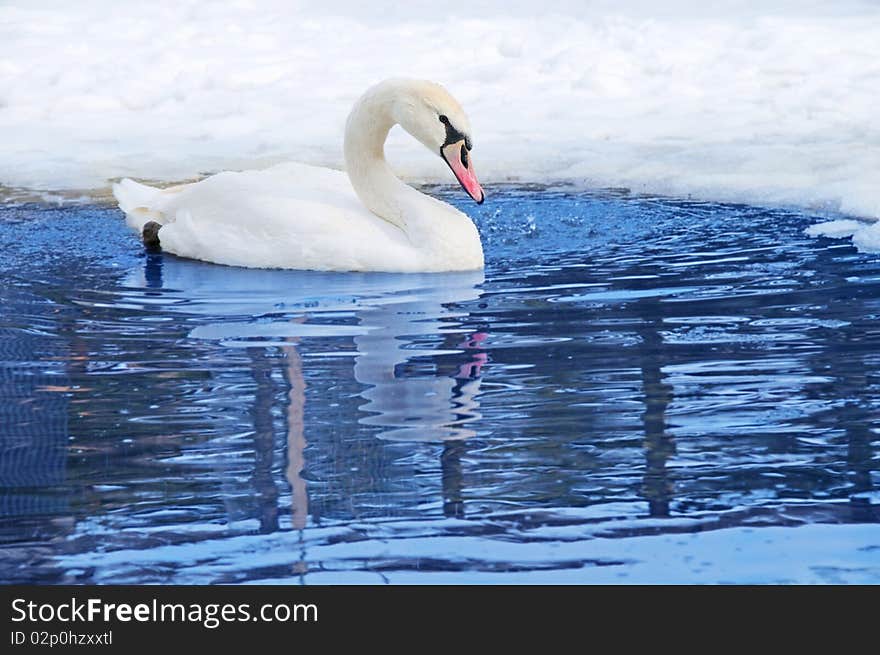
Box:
392;80;485;204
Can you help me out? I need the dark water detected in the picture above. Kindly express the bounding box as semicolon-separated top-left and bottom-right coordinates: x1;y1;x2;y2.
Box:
1;188;878;584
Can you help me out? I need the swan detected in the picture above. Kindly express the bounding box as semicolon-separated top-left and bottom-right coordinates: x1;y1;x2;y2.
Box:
112;78;486;272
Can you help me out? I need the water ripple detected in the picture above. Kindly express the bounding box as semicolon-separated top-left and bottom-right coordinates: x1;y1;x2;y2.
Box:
0;190;878;583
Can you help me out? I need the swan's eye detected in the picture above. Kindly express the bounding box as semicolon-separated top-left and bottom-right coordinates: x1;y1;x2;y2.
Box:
438;114;449;124
460;144;469;169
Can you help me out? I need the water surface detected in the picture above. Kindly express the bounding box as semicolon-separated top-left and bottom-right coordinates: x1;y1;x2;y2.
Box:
1;188;878;584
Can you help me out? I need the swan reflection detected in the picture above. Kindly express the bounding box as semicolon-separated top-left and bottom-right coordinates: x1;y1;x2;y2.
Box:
124;256;486;535
353;284;485;441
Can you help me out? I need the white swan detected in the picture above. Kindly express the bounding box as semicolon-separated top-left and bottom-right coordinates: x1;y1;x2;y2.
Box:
112;78;486;272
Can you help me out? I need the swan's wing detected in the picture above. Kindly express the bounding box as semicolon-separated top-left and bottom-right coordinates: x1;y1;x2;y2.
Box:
115;163;418;270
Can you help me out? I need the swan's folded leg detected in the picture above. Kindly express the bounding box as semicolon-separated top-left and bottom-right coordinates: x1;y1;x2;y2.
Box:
113;178;192;252
142;221;162;252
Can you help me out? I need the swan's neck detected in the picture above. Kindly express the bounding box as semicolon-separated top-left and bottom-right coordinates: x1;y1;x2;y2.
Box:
343;83;416;231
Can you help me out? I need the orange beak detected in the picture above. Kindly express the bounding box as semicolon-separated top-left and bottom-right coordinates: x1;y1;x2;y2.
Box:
441;139;484;204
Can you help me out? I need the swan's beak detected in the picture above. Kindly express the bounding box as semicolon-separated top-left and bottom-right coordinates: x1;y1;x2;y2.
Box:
441;140;484;204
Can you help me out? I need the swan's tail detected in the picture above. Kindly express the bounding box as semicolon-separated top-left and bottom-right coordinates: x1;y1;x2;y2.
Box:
112;178;168;231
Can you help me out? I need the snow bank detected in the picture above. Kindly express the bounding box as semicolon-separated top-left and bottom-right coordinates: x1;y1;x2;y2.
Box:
807;219;880;253
1;0;878;221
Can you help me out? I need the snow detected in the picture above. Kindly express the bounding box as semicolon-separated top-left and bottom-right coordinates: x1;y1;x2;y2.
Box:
1;0;879;226
806;219;880;252
804;219;864;240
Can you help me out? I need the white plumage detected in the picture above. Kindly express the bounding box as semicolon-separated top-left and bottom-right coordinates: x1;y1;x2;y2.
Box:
113;79;485;272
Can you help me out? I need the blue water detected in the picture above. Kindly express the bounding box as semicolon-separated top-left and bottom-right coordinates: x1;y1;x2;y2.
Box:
1;188;878;584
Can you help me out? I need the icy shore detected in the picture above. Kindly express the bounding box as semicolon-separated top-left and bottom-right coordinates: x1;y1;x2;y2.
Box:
1;1;878;226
